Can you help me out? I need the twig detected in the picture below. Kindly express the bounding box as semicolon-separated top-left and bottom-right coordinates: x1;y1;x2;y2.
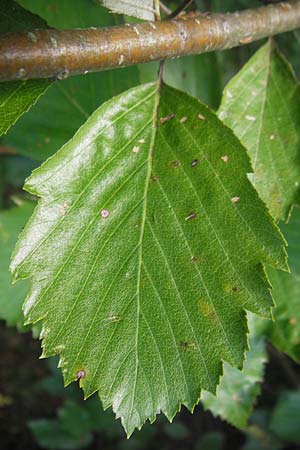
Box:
159;1;172;15
0;1;300;82
168;0;193;19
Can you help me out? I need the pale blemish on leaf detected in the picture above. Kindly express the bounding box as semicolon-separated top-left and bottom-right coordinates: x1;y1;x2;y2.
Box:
185;212;197;221
191;159;199;167
77;370;86;379
245;115;256;121
100;209;110;218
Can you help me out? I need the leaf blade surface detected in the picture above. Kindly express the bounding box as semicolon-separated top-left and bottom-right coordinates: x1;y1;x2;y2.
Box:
218;41;300;221
11;83;286;435
100;0;154;20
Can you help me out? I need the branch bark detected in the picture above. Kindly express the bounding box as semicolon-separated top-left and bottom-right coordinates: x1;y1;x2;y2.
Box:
0;1;300;82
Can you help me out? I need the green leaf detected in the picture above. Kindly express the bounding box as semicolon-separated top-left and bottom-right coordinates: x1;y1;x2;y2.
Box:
100;0;154;20
270;390;300;443
4;0;140;160
218;41;300;221
29;419;92;450
0;0;48;31
262;208;300;361
0;0;51;136
202;333;267;429
0;199;35;328
11;82;286;435
0;80;50;136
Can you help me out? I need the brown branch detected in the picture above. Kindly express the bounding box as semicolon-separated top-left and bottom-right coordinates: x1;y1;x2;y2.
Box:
0;1;300;82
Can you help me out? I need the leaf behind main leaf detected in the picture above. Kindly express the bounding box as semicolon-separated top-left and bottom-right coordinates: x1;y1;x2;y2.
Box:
100;0;154;20
0;0;51;136
218;41;300;222
202;332;267;429
0;200;35;328
11;82;286;435
258;207;300;361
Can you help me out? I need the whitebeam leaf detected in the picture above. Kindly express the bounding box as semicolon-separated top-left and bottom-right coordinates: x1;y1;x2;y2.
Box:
218;41;300;221
0;199;35;328
202;333;267;429
262;208;300;362
100;0;154;20
11;83;286;435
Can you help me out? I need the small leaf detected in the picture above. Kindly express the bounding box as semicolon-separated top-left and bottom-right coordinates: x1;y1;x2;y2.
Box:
270;390;300;443
100;0;154;20
263;208;300;361
218;41;300;221
0;0;51;136
12;83;286;435
0;199;35;328
0;80;50;136
202;331;267;429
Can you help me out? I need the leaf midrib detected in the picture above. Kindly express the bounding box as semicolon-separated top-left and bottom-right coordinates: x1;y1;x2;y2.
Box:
129;77;161;421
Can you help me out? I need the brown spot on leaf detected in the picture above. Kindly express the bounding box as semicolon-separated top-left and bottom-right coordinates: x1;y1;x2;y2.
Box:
160;113;175;124
180;341;197;350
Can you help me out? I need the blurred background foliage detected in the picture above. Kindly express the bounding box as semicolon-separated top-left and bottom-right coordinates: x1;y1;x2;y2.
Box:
1;1;300;449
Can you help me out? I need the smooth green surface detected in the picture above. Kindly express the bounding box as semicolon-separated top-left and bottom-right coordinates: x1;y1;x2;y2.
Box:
0;200;35;328
218;41;300;221
101;0;154;20
270;390;300;443
0;0;51;136
0;0;47;31
11;82;286;435
4;0;140;161
262;208;300;361
0;80;50;136
202;335;267;429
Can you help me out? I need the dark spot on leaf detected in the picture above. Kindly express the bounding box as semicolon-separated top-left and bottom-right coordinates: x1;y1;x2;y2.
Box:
171;160;180;168
232;286;239;293
152;175;158;182
180;341;197;350
191;159;199;167
160;113;175;124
